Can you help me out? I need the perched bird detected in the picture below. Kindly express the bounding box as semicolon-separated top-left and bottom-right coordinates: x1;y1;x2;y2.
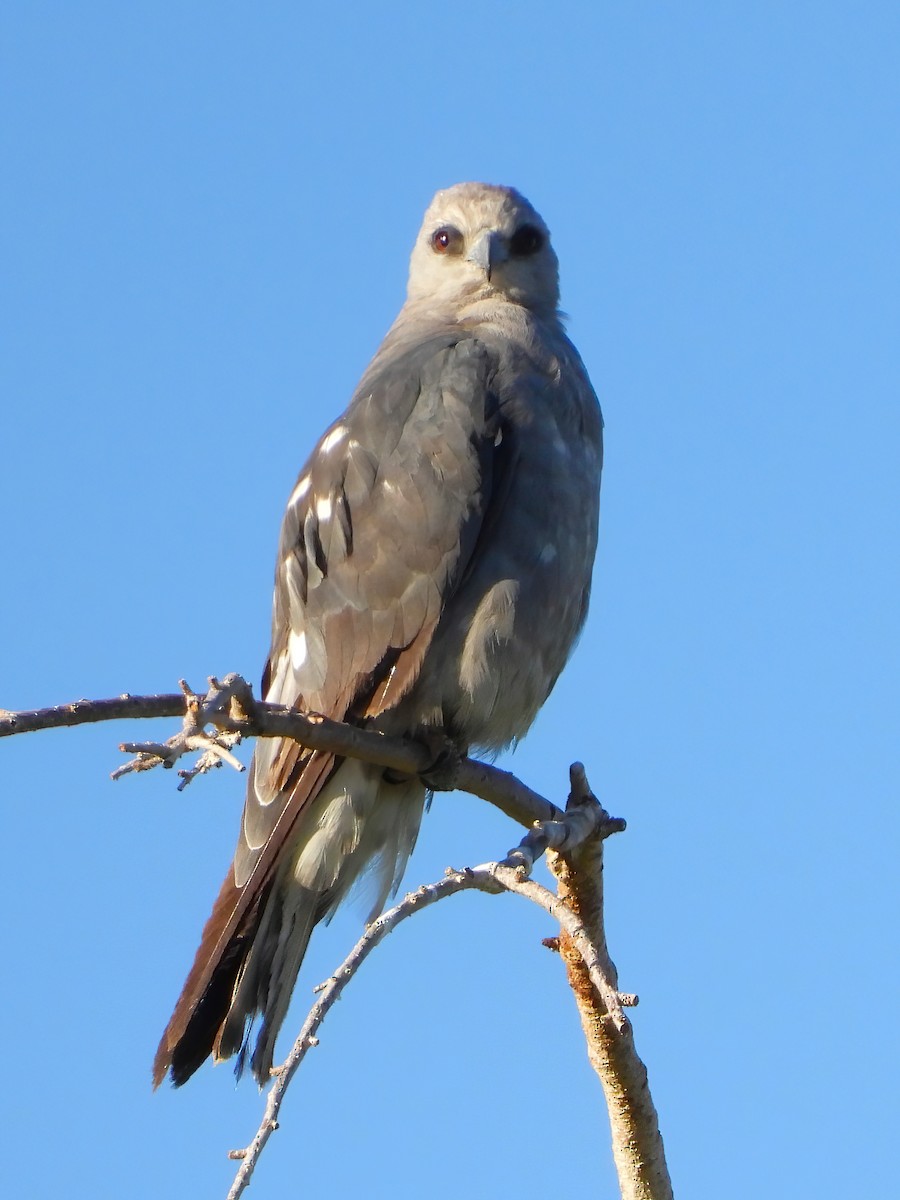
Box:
153;183;603;1087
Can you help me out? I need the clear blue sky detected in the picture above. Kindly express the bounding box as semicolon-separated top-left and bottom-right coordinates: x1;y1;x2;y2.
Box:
2;4;898;1197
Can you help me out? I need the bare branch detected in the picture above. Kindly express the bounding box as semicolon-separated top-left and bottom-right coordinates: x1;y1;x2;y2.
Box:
226;848;628;1199
547;764;674;1200
1;679;672;1197
0;674;564;828
501;803;626;873
0;692;189;733
176;732;245;790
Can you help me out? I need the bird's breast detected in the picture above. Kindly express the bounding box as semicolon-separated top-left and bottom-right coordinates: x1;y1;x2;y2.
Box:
397;357;601;751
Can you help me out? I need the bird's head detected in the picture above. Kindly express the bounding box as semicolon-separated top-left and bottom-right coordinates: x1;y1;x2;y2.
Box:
407;182;560;315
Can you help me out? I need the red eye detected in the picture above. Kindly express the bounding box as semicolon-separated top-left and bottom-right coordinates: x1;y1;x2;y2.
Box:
430;226;462;255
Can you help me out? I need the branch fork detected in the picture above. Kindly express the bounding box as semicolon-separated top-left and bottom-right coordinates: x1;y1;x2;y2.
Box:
111;676;251;789
0;675;671;1200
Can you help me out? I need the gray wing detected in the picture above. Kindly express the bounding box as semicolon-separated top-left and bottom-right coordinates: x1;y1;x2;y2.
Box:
153;334;506;1085
237;333;501;881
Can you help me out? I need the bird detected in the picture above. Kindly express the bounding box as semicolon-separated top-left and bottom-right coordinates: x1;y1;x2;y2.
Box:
153;182;603;1087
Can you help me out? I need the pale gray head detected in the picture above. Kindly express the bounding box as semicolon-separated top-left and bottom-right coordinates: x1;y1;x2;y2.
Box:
406;182;560;315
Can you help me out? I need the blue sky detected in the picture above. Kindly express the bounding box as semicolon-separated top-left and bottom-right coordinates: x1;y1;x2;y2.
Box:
2;3;898;1197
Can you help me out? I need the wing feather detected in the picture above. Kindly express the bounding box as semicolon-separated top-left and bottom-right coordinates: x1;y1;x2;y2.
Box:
154;334;502;1085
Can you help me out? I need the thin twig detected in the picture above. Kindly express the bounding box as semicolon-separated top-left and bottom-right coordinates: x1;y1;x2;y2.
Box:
226;852;626;1199
1;678;672;1198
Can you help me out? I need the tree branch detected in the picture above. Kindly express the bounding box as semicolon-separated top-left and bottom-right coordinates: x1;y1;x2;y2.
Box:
0;676;672;1198
0;674;567;827
547;765;674;1200
225;845;629;1199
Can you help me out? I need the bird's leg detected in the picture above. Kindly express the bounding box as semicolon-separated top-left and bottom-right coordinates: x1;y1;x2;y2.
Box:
381;727;464;791
415;727;465;792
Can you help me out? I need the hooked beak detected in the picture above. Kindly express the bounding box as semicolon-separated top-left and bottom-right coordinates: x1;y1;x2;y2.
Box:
466;232;505;281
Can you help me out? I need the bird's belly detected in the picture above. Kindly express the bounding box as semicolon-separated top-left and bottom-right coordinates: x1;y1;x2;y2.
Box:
377;377;601;753
391;498;596;752
451;555;589;749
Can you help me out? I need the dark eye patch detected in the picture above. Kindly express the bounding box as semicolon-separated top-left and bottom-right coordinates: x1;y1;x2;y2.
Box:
509;224;545;257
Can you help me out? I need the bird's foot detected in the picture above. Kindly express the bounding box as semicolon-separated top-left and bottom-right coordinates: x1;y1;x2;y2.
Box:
417;728;464;792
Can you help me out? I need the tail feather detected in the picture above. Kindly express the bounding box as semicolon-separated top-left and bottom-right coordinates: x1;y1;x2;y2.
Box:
247;895;318;1080
154;760;426;1087
214;878;319;1077
153;872;267;1088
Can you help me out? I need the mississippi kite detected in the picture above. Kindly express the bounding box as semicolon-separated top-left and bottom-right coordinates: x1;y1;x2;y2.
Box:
153;182;603;1086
